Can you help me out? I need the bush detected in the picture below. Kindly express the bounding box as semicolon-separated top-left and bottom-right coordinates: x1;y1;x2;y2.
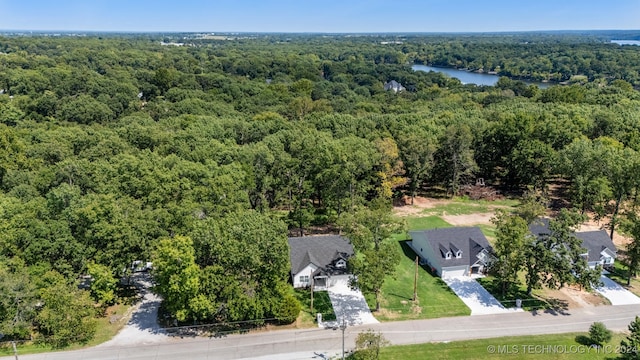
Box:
589;322;612;346
274;293;301;324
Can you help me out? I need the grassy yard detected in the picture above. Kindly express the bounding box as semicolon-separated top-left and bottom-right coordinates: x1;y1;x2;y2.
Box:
405;215;452;231
477;276;552;311
294;289;336;324
374;215;470;321
421;197;519;217
378;332;626;360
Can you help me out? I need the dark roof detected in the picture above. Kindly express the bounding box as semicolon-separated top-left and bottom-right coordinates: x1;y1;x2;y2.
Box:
576;231;616;261
528;218;616;262
528;218;551;237
384;80;404;91
409;227;491;268
288;235;354;275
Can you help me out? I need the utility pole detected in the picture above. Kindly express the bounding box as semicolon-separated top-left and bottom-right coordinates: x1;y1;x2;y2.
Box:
413;255;418;302
12;341;18;360
340;318;347;360
310;276;314;314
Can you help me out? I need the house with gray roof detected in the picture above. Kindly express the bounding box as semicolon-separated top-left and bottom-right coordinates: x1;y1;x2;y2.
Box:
529;218;617;270
383;80;405;93
408;227;493;278
288;235;354;290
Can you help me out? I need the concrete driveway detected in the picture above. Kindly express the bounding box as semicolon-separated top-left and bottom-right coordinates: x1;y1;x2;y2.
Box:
324;279;378;327
443;276;518;315
595;275;640;305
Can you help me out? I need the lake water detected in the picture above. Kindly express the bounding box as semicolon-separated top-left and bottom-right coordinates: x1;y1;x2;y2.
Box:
611;40;640;46
412;64;550;88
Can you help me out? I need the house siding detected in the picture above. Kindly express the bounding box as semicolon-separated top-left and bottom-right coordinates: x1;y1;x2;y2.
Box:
410;233;442;275
292;263;318;288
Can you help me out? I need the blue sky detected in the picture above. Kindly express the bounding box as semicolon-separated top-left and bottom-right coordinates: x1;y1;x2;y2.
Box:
1;0;638;33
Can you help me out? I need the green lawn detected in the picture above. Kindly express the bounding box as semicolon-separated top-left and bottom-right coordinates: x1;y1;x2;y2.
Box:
476;276;551;311
406;215;452;231
294;289;336;323
378;332;626;360
477;223;497;244
375;215;470;321
420;197;519;217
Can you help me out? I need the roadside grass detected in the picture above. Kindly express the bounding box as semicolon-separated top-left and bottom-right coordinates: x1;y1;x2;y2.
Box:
477;276;551;311
294;289;336;324
378;332;626;360
605;262;640;297
0;303;131;356
375;215;470;321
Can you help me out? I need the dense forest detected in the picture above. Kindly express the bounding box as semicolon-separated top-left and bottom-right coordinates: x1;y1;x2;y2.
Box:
1;32;640;346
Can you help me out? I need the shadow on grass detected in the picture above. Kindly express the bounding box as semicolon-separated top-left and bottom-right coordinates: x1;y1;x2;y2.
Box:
575;334;592;346
398;240;458;297
476;277;553;312
294;289;336;322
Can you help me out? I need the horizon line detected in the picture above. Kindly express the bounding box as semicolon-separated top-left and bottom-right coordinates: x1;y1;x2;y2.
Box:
1;29;640;35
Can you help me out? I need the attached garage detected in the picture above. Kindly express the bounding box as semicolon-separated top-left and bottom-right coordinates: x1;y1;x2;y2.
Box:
409;226;493;280
441;266;468;279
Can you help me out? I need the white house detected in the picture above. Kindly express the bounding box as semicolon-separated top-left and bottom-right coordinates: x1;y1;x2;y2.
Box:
408;227;493;278
288;235;354;290
383;80;406;93
529;218;617;270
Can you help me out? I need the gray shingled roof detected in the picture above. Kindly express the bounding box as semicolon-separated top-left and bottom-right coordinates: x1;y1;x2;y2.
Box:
528;218;616;262
409;227;491;268
288;235;354;275
577;230;617;262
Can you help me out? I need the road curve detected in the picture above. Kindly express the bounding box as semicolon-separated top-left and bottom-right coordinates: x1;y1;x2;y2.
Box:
3;304;640;360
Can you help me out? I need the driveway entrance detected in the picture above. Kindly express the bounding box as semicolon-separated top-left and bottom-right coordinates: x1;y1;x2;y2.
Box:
323;278;378;327
443;276;518;315
595;276;640;305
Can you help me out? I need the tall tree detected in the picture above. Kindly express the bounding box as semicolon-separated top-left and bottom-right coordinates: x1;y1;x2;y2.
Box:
622;212;640;286
490;209;529;297
524;210;601;294
0;260;37;340
36;272;97;348
620;316;640;360
435;124;477;196
397;128;437;204
151;235;202;322
339;200;405;311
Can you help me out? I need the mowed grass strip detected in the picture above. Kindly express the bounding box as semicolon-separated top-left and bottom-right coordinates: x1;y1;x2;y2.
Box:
379;332;626;360
295;289;336;323
375;215;469;321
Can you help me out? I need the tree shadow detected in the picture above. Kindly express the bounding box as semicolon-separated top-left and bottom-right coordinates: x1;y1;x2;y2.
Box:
575;334;592;346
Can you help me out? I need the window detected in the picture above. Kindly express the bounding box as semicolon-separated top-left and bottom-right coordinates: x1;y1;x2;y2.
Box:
445;252;452;259
336;259;346;268
456;250;462;259
300;275;309;283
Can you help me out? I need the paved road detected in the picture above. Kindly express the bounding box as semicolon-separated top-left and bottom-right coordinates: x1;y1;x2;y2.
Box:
4;304;640;360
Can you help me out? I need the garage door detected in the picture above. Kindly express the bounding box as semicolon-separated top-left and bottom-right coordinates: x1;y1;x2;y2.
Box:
442;267;467;278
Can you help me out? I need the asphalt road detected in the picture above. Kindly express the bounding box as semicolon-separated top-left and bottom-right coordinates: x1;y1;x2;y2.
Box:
4;304;640;360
